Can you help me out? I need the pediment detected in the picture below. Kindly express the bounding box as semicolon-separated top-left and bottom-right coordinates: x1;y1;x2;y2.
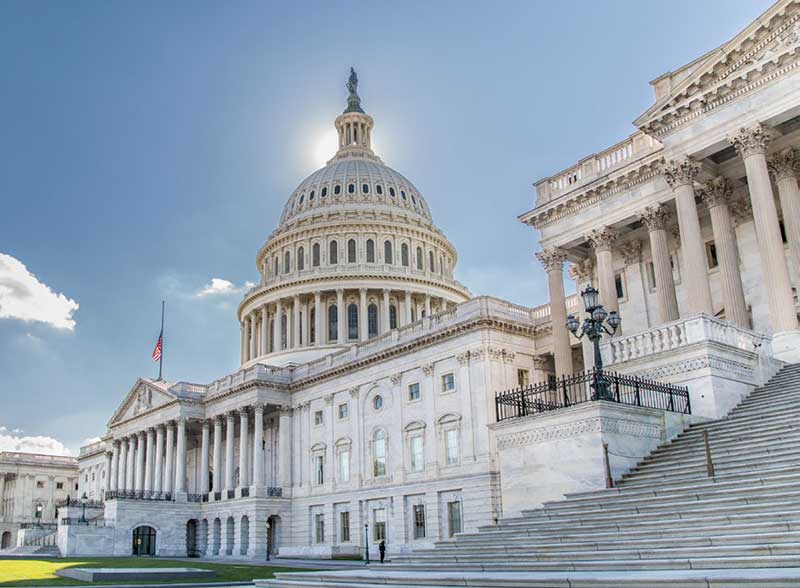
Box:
636;1;800;134
109;379;177;426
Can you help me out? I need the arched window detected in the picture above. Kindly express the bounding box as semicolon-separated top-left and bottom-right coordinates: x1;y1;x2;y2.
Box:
328;305;338;342
429;251;435;272
384;241;393;264
312;243;320;267
401;243;409;267
309;190;315;201
366;239;375;263
334;184;341;195
280;313;288;350
329;241;338;265
389;187;396;197
376;185;383;195
389;305;397;330
373;430;387;477
362;183;369;194
284;251;291;273
416;247;423;270
310;308;316;344
269;319;274;352
348;239;357;263
321;187;327;198
273;256;278;277
348;183;355;194
347;303;359;340
297;247;305;271
440;255;444;274
368;304;378;338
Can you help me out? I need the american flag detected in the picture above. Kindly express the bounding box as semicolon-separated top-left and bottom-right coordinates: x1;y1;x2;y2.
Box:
152;330;163;362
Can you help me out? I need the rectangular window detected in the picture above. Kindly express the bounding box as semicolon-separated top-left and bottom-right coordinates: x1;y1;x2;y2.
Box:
315;455;324;485
56;482;64;490
374;508;386;541
413;504;426;539
338;403;349;420
445;429;460;465
517;369;529;387
705;241;719;269
339;449;350;482
411;436;424;472
447;501;462;537
314;410;324;426
340;511;350;542
315;513;325;543
37;481;45;488
646;261;656;290
441;373;455;393
408;382;420;401
615;272;625;299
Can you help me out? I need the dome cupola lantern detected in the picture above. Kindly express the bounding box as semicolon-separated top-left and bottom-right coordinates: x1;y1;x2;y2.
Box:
332;68;377;162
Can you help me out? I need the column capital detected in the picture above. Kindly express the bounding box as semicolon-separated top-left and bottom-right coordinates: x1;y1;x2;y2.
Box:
730;198;753;227
532;356;549;370
619;239;642;265
213;414;224;425
421;363;434;376
324;394;334;405
226;411;237;422
768;147;800;181
535;247;567;272
389;372;402;385
279;405;293;416
586;226;618;251
382;288;391;295
568;257;594;282
314;291;322;300
698;176;734;209
253;402;265;414
336;288;345;295
660;156;700;188
175;416;187;426
730;123;772;158
136;430;146;439
349;387;360;399
638;203;670;231
238;406;250;418
359;287;367;294
201;419;210;430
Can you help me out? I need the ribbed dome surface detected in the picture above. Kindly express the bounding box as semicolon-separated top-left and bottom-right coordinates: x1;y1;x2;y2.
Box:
279;157;432;224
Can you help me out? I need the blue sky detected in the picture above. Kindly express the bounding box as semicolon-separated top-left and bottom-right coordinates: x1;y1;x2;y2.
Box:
0;0;771;454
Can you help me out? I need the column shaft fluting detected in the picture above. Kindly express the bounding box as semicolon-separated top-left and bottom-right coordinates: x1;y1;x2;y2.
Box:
175;418;186;493
253;405;264;487
314;292;322;346
336;290;346;342
359;289;368;341
382;289;391;333
153;426;164;494
404;291;412;324
225;413;235;491
109;443;119;492
640;205;680;323
239;409;249;488
135;432;145;492
117;440;128;491
769;148;800;273
144;428;154;492
164;422;175;494
278;408;292;489
260;306;268;355
537;248;573;376
213;417;223;493
274;299;283;350
200;420;210;494
293;295;301;348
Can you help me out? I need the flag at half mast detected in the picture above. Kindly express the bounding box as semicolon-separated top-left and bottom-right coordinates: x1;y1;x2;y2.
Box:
152;300;165;380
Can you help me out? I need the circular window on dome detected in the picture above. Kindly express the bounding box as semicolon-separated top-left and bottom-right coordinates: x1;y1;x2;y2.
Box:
376;185;383;195
401;190;407;200
373;395;383;411
309;190;315;201
321;187;328;197
362;183;369;194
389;187;396;197
334;185;341;195
348;183;355;194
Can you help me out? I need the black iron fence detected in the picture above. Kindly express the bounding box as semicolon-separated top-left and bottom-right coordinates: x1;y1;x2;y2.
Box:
56;499;104;508
60;517;106;526
495;368;690;423
104;490;173;501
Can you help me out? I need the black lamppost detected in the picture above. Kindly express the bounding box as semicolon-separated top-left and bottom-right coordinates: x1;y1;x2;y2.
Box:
79;493;88;523
364;523;370;565
566;284;621;399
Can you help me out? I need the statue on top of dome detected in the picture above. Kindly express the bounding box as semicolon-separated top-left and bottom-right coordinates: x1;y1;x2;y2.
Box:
344;67;365;114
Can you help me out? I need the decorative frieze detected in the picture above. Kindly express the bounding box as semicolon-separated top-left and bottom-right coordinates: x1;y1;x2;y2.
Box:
496;416;662;450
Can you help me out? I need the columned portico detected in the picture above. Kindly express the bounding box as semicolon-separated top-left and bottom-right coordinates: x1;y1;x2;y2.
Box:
537;248;573;376
639;204;679;324
768;147;800;271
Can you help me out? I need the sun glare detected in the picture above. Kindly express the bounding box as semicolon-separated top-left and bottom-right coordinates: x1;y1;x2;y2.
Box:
312;128;339;168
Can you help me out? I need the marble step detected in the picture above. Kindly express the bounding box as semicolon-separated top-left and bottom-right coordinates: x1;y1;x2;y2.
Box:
680;411;800;434
674;418;800;443
619;457;800;486
627;445;800;475
645;431;800;461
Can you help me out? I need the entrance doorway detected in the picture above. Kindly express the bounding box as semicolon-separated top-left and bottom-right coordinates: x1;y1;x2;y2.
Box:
267;515;280;558
1;531;11;549
186;519;199;557
132;525;156;556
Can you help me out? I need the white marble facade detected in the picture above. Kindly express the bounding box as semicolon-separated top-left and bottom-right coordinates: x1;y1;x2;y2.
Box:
70;0;800;560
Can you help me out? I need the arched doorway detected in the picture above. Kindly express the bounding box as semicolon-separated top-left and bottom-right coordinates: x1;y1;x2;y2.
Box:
1;531;12;549
266;515;280;559
186;519;198;557
132;525;156;556
239;516;249;556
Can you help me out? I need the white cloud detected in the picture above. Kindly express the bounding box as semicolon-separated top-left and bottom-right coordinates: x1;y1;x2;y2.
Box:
195;278;255;298
0;426;73;456
0;253;79;330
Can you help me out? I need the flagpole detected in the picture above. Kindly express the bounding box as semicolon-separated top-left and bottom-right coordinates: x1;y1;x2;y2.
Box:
158;300;165;381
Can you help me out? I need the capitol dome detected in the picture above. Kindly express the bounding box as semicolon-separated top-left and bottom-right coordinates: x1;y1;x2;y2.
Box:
237;69;471;367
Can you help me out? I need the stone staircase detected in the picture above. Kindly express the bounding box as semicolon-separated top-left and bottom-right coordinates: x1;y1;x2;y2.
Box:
260;363;800;587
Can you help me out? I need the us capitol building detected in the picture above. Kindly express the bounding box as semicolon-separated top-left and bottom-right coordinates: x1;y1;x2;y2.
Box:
35;0;800;562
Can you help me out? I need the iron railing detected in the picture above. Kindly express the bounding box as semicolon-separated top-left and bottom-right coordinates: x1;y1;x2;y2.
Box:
241;488;250;498
495;368;690;422
187;494;202;503
60;517;106;526
56;499;104;508
267;487;283;497
104;490;173;502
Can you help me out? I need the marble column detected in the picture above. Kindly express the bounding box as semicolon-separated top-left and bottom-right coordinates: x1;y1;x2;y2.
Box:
404;291;413;324
239;408;249;489
424;294;432;317
109;442;119;492
278;406;292;490
699;177;749;327
293;295;301;348
731;125;799;345
537;248;573;376
200;420;210;495
260;306;269;355
274;299;283;351
768;147;800;271
661;157;714;315
134;431;145;492
336;289;346;342
164;422;175;495
104;451;113;497
245;314;254;360
225;412;235;492
314;292;322;346
359;288;368;341
117;439;128;492
587;226;619;314
144;428;155;493
175;417;186;493
252;404;265;488
212;416;223;494
569;258;595;370
640;204;680;324
382;289;391;333
0;475;5;518
241;322;247;364
154;426;164;495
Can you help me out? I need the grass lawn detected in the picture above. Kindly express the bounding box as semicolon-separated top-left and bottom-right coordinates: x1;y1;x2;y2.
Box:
0;557;311;586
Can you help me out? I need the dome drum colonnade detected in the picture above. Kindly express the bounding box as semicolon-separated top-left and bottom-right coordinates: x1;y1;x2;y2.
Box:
238;70;470;366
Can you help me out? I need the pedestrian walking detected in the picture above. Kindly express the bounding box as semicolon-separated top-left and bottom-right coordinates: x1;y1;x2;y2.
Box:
379;540;386;563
